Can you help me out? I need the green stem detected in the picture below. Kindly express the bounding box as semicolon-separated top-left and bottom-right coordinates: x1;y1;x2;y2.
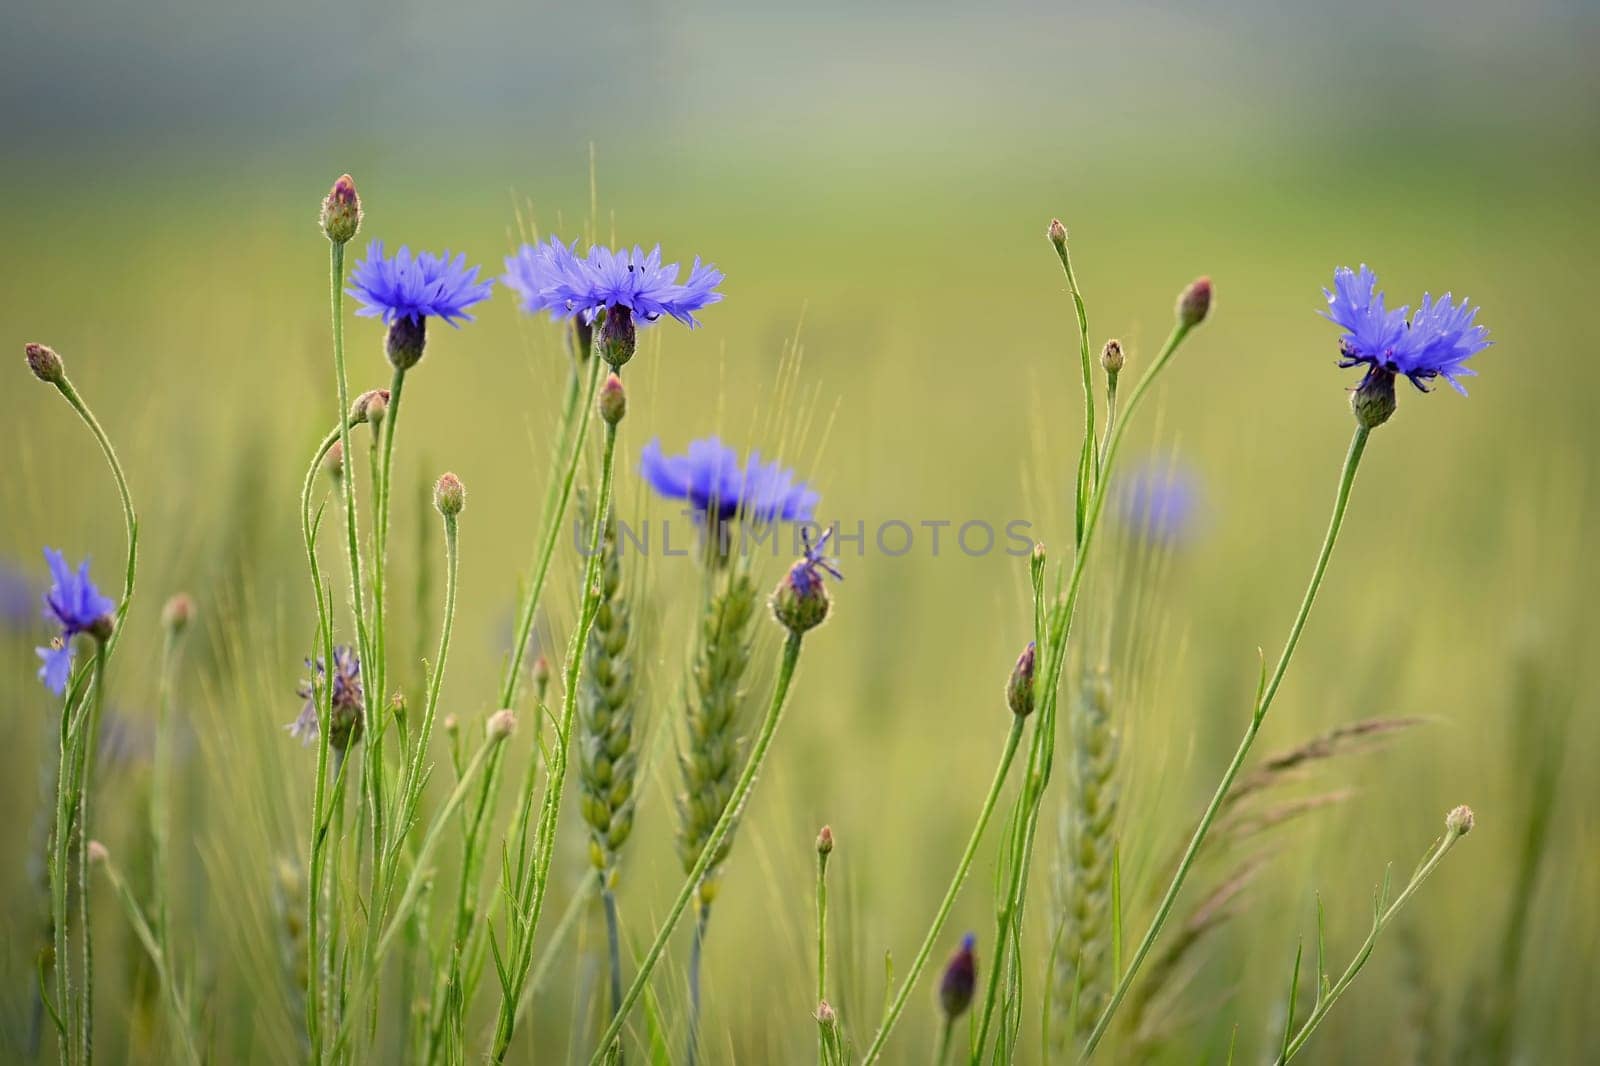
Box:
589;632;807;1064
1049;233;1097;541
150;625;180;1014
77;642;108;1066
860;718;1026;1064
1081;424;1372;1060
494;415;622;1061
817;845;830;1066
51;376;137;633
936;1017;955;1066
1277;825;1466;1062
972;322;1197;1062
99;855;201;1065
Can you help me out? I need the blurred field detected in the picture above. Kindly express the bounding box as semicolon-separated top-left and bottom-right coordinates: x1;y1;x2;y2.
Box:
3;3;1599;1063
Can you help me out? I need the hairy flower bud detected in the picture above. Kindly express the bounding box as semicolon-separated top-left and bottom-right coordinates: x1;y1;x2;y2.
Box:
1446;804;1475;836
1007;641;1037;717
1101;338;1125;374
434;472;465;517
773;530;841;636
87;840;109;865
443;713;459;735
162;593;195;635
320;174;363;245
1177;276;1213;328
1046;218;1068;250
25;343;64;384
1351;369;1397;429
486;709;518;741
386;316;427;370
815;1000;837;1025
352;387;389;426
816;825;834;856
599;372;626;425
532;654;552;700
325;441;344;483
596;305;636;369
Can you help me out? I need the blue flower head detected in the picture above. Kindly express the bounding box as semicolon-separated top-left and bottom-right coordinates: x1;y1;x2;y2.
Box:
641;437;818;526
773;527;842;634
1323;265;1492;395
347;240;494;327
1;560;34;631
290;646;365;750
504;238;724;328
36;548;115;695
1115;459;1202;545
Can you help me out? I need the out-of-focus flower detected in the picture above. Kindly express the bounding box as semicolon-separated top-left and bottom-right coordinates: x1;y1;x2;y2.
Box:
290;646;365;750
641;437;817;525
36;548;115;695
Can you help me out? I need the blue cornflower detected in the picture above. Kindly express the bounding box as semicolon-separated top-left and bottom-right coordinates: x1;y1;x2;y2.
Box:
36;548;115;695
504;238;724;327
1323;265;1491;395
641;436;818;525
347;240;494;327
289;646;365;750
1114;458;1202;545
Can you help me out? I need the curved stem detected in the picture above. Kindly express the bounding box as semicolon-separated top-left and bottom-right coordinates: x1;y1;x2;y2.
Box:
1081;425;1371;1060
590;632;807;1064
860;719;1026;1064
1277;825;1464;1062
51;376;137;630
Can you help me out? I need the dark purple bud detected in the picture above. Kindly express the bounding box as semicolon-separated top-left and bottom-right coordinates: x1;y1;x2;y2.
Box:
939;933;977;1019
1177;276;1213;328
25;343;64;384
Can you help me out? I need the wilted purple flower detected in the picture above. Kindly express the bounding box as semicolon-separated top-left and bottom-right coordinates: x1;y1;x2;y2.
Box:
1114;459;1202;544
36;548;115;695
290;646;365;750
939;933;977;1019
1323;265;1492;395
773;528;842;634
347;240;494;326
641;437;818;525
504;238;724;327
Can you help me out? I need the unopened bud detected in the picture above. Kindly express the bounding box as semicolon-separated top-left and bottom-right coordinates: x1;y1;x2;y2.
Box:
1046;218;1067;249
443;713;459;735
352;388;389;426
1176;276;1213;328
815;1000;837;1025
1101;338;1125;374
162;593;195;634
320;174;363;245
773;559;831;634
325;441;344;482
434;472;465;517
596;305;636;369
25;343;64;384
599;372;626;425
486;709;518;741
532;654;552;699
816;825;834;856
87;840;109;865
1446;804;1475;836
386;316;427;370
1351;369;1397;429
1006;641;1036;717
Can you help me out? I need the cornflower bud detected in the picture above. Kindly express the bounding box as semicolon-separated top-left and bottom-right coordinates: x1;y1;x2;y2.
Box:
24;343;64;384
816;825;834;856
939;934;978;1019
161;593;195;635
1177;276;1213;328
320;174;362;245
486;709;518;742
434;472;465;516
1101;338;1125;374
1007;641;1036;717
599;372;626;425
386;316;427;370
1351;369;1397;430
1446;804;1475;836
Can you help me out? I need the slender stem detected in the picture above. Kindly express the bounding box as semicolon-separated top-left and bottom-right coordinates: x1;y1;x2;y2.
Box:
150;625;180;1036
99;855;201;1065
511;875;595;1030
590;633;807;1064
817;847;830;1066
76;643;107;1066
1081;424;1372;1060
494;415;622;1061
51;376;137;632
51;689;75;1063
1278;826;1466;1062
327;241;374;732
1049;234;1097;538
857;718;1027;1064
971;322;1197;1062
936;1017;954;1066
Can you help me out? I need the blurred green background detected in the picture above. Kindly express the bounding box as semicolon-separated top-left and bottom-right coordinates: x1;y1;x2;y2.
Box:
2;1;1597;1062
